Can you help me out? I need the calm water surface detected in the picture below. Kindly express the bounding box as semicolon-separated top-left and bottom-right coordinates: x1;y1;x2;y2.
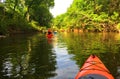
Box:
0;32;120;79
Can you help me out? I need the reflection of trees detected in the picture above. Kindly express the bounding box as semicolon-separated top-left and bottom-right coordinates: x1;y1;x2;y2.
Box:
29;37;57;78
100;52;120;78
60;32;120;78
0;34;57;79
0;37;32;78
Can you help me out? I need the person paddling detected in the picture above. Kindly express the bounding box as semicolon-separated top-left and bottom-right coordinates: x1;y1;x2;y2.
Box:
46;29;53;38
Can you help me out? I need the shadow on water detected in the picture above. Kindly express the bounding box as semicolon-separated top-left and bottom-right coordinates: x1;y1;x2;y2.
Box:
0;32;120;79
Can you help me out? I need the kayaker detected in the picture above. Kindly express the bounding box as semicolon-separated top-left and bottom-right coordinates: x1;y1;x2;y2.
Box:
46;29;53;38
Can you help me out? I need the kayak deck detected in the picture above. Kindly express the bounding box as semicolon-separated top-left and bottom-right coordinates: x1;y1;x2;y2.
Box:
75;55;114;79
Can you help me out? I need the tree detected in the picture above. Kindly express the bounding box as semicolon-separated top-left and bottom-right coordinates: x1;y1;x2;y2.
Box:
0;0;55;34
53;0;120;32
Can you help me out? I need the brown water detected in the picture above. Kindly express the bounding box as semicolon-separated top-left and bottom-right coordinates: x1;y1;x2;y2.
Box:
0;32;120;79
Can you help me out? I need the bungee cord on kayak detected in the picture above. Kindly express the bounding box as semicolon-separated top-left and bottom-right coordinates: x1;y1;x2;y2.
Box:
80;61;111;74
75;55;114;79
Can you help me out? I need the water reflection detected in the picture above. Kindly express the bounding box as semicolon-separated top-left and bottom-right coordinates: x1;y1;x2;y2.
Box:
60;32;120;79
0;34;57;79
0;32;120;79
50;35;78;79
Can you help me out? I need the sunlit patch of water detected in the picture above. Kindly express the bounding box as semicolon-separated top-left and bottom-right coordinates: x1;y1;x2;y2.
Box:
50;39;79;79
2;58;13;77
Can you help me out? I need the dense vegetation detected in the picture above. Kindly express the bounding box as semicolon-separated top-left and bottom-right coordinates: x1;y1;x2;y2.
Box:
53;0;120;32
1;0;120;35
0;0;54;35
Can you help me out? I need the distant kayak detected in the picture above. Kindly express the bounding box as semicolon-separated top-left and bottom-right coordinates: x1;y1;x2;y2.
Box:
75;55;114;79
47;34;53;38
46;29;54;38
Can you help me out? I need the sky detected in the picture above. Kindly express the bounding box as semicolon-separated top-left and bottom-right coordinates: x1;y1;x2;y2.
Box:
50;0;73;17
0;0;4;2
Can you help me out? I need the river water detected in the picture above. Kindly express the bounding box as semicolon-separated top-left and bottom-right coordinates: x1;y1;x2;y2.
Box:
0;32;120;79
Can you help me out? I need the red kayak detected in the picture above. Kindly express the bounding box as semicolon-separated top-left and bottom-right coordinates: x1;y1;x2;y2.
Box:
75;55;114;79
47;34;53;38
46;30;53;38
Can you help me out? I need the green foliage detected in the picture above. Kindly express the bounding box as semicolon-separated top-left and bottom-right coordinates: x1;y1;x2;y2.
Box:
0;21;8;34
30;4;53;27
111;12;119;21
0;0;54;34
53;0;120;32
116;23;120;29
29;20;44;31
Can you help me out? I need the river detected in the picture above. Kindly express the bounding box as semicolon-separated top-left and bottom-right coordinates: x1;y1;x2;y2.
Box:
0;32;120;79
